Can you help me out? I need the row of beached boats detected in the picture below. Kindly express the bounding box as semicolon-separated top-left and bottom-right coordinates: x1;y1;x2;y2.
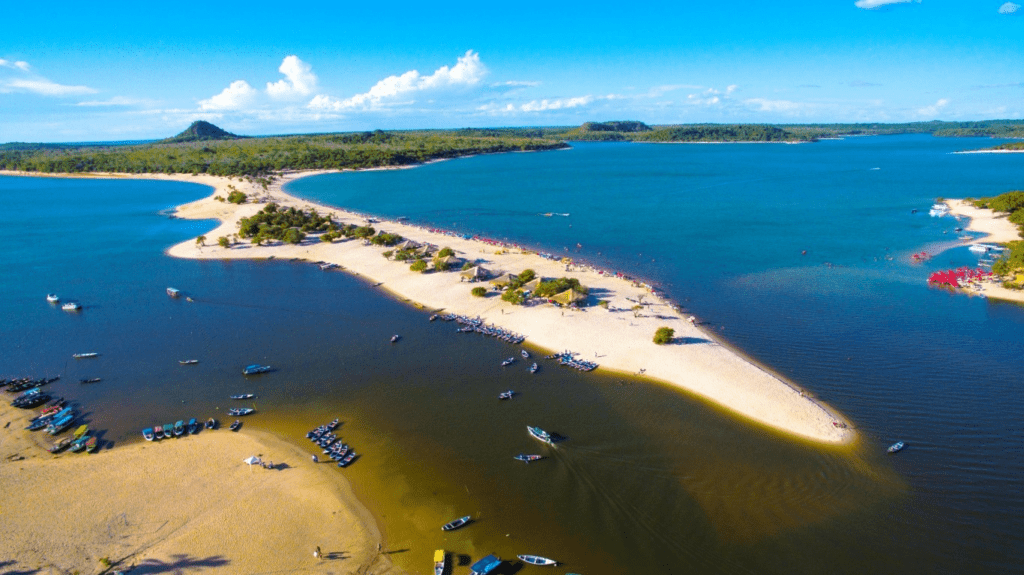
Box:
549;351;598;372
441;314;527;344
306;419;358;467
16;394;99;453
142;417;235;441
2;376;60;393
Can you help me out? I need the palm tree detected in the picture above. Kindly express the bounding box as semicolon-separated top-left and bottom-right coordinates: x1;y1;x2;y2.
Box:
196;235;206;246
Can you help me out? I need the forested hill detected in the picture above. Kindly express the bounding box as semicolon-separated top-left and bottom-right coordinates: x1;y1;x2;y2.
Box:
0;126;569;178
161;120;244;143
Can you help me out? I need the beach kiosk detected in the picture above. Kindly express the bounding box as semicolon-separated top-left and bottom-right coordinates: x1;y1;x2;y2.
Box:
489;273;520;289
434;254;462;270
460;265;490;282
551;287;587;306
469;554;502;575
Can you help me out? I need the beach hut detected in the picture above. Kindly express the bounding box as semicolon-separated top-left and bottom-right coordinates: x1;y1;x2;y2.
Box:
522;278;542;292
489;273;520;289
460;266;490;282
435;255;461;267
394;239;420;251
417;244;438;257
551;288;587;306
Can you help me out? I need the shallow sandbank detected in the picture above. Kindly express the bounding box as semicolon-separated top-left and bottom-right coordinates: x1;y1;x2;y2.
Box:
0;401;394;575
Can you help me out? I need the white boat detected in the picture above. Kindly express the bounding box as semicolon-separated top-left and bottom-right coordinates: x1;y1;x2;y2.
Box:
529;363;539;374
887;441;905;454
167;287;181;297
527;426;554;444
391;334;401;343
498;390;514;400
521;350;530;359
501;357;515;367
46;294;60;304
517;555;558;566
513;454;544;463
179;359;199;365
72;352;99;359
441;515;472;531
61;302;81;311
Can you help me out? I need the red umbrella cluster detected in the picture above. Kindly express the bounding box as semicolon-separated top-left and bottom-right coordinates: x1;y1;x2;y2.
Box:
911;251;931;263
928;267;993;288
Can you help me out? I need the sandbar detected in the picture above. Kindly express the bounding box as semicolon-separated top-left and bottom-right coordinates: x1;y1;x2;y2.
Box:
0;401;394;575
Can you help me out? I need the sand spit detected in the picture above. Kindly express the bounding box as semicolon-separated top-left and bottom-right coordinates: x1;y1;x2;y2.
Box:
0;169;855;444
943;199;1024;304
0;401;396;575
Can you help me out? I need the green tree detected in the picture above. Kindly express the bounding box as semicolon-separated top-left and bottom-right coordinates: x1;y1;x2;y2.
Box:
196;235;206;246
218;236;230;248
501;289;525;305
227;190;247;204
518;269;536;283
471;286;487;297
283;228;305;244
410;259;428;272
653;327;675;344
438;247;455;257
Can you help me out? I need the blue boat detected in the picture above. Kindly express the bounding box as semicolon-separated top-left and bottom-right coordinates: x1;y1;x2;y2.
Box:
187;418;198;434
242;364;272;375
527;426;554;444
887;441;906;454
174;420;185;436
143;428;155;441
469;554;502;575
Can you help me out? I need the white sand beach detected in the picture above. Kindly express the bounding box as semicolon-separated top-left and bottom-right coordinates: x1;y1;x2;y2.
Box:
944;199;1024;304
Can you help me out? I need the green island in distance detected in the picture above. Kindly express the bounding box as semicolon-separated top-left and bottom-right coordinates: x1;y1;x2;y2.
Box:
2;118;1023;178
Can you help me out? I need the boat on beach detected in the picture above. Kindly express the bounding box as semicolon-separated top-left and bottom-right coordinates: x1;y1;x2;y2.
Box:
143;428;155;441
48;436;73;453
517;554;558;566
242;364;272;375
174;420;185;436
441;515;472;531
187;418;198;434
527;426;554;444
229;419;242;431
154;425;164;439
84;436;98;452
163;423;173;438
206;417;216;430
69;434;91;452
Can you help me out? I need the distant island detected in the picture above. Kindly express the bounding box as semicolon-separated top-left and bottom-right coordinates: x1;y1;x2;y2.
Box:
3;119;1024;178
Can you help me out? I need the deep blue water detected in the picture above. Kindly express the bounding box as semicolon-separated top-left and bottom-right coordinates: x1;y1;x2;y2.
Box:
2;135;1023;574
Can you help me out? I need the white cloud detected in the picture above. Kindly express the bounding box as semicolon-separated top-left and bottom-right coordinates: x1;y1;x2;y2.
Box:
998;2;1019;13
266;55;318;99
917;98;949;117
75;96;153;107
198;80;258;111
520;96;594;112
0;58;96;96
310;50;487;111
492;80;540;88
744;98;804;113
855;0;921;9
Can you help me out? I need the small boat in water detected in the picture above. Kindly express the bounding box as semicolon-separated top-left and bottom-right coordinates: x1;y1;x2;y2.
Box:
242;364;272;375
469;554;502;575
229;419;242;431
79;377;102;384
498;390;515;400
154;425;164;439
230;393;255;400
441;515;472;531
434;549;447;575
391;334;401;343
143;428;155;441
228;407;255;416
84;436;98;453
174;420;185;436
69;434;91;452
46;294;60;304
529;363;538;374
338;451;357;467
167;287;181;297
206;417;216;430
527;426;554;444
517;554;557;566
887;441;905;454
72;352;98;359
73;424;89;439
179;359;199;365
521;350;529;359
187;418;198;434
62;302;82;311
501;357;515;367
513;454;544;463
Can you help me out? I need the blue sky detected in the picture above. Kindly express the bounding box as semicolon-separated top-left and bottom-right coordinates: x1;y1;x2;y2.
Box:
2;0;1021;142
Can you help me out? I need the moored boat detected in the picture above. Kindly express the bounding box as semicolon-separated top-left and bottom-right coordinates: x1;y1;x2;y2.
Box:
242;364;272;375
48;436;73;453
434;549;446;575
163;423;173;438
230;393;255;400
72;424;89;439
517;554;557;566
887;441;905;453
46;413;76;435
187;418;198;434
79;377;101;384
527;426;554;444
501;357;515;367
441;515;472;531
84;436;98;453
529;363;538;374
62;302;82;311
338;451;357;467
174;420;185;436
521;350;529;359
143;428;155;441
513;454;544;463
228;407;255;416
179;359;199;365
69;434;91;452
206;417;216;430
154;425;164;439
167;287;181;297
391;334;401;343
229;419;242;431
498;390;515;400
469;554;501;575
46;294;60;304
72;352;99;359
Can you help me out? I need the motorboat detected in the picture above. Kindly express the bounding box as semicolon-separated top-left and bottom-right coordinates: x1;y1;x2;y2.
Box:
62;302;82;311
242;364;272;375
434;549;447;575
517;555;557;566
391;334;401;343
143;428;155;441
887;441;905;454
174;420;185;436
521;350;530;359
72;352;98;359
501;357;515;367
527;426;554;444
79;378;101;384
206;418;216;430
513;454;544;463
230;393;255;400
441;515;472;531
167;287;181;297
46;294;60;304
529;363;539;374
179;359;199;365
498;390;515;400
228;407;255;416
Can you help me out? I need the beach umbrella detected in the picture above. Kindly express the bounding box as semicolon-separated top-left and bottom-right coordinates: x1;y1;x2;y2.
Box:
243;455;261;472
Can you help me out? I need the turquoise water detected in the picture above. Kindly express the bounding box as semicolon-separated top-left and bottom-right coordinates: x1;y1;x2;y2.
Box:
2;135;1023;574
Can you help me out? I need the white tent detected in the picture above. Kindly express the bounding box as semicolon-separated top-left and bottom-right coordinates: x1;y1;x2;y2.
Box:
243;455;262;471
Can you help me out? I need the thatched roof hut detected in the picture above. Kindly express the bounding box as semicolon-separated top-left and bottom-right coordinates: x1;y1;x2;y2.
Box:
550;288;587;306
460;266;490;281
489;273;519;288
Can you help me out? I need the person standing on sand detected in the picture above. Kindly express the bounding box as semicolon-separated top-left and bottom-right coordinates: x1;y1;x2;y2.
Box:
314;546;322;560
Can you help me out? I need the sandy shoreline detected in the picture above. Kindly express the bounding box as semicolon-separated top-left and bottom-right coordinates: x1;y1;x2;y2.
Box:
942;199;1024;304
0;169;855;445
0;401;395;575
